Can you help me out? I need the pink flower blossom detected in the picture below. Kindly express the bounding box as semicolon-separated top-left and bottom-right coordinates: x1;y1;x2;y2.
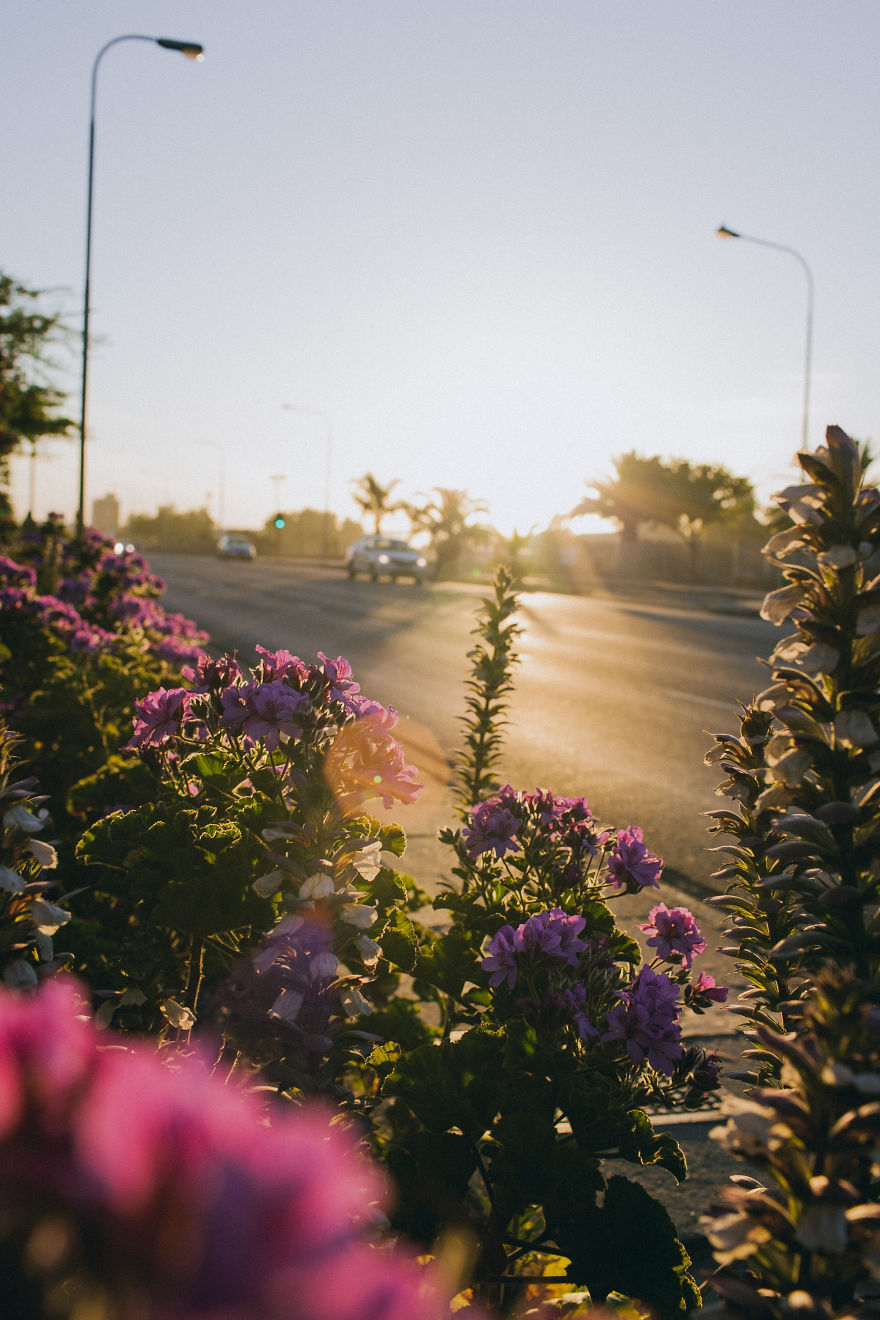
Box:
602;966;682;1075
605;825;663;890
640;903;706;969
324;706;422;810
462;800;521;859
241;679;308;752
689;971;729;1007
0;977;455;1320
127;687;190;749
480;908;588;988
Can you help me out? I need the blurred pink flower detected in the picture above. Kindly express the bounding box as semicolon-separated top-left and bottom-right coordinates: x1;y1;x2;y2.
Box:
0;976;454;1320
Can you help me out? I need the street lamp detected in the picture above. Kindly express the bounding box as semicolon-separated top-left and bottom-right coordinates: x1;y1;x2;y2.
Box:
281;404;334;559
194;439;226;531
716;224;814;449
77;34;204;537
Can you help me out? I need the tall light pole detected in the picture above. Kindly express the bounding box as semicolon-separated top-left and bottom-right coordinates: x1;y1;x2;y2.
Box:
282;404;334;559
195;438;226;530
716;224;814;450
78;34;204;538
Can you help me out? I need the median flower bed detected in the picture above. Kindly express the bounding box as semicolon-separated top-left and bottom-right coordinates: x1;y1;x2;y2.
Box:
2;427;880;1319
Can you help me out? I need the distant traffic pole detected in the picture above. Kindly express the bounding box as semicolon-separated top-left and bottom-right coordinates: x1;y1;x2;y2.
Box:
716;224;814;450
282;404;334;559
78;34;204;538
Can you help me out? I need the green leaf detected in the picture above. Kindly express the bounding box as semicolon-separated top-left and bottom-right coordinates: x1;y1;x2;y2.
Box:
547;1174;699;1316
617;1109;688;1183
384;1027;504;1136
379;909;418;972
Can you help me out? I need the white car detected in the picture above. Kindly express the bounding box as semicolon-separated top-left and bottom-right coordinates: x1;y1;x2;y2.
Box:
345;535;430;583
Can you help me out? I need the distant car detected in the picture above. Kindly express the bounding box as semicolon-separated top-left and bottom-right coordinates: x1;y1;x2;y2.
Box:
345;535;430;583
217;533;257;561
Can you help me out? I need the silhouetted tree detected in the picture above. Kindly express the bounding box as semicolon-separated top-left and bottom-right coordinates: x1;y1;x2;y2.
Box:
408;487;490;575
575;451;755;576
121;505;216;554
572;451;666;543
0;272;73;515
351;473;404;533
654;459;754;574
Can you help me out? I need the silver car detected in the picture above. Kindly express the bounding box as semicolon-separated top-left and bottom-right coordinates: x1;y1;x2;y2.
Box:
345;535;430;583
217;533;257;560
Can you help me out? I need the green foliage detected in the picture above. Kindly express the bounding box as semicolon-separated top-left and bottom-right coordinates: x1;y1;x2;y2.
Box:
0;522;204;867
706;426;880;1076
452;565;521;817
0;726;71;988
364;568;717;1314
703;970;880;1319
407;486;491;575
122;503;217;554
575;451;755;571
702;428;880;1316
351;472;405;534
0;271;73;493
263;506;365;556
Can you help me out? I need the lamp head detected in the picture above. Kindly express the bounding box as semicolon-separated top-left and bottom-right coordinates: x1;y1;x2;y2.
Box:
156;38;205;60
716;225;740;239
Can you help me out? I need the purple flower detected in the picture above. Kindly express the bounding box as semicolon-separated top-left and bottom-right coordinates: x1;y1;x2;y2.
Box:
0;977;455;1320
127;687;189;749
691;1049;723;1094
481;908;588;988
640;903;706;969
602;965;682;1075
563;983;599;1041
0;557;37;589
152;635;205;666
481;924;522;989
240;679;308;751
317;651;360;702
69;625;115;655
605;825;663;890
183;650;242;693
688;971;729;1007
520;908;587;965
462;799;521;859
255;644;309;685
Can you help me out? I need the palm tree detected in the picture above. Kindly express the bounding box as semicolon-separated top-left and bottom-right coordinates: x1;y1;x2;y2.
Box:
350;473;404;533
408;487;490;576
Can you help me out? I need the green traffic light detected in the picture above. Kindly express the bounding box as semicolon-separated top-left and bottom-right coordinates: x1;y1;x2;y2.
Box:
274;516;286;529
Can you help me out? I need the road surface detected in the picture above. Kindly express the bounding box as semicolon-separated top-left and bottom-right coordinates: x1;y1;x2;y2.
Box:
152;554;775;893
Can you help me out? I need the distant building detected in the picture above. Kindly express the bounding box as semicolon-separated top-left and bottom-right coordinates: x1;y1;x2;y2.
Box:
92;493;120;537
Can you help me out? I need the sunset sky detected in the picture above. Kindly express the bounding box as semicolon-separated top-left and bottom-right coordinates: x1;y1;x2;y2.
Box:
5;2;880;536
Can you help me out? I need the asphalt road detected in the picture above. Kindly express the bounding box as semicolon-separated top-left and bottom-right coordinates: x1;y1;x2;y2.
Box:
151;552;778;1252
151;553;776;890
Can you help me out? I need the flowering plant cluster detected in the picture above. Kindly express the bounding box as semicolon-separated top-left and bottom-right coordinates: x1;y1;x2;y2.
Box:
0;518;208;863
705;427;880;1071
0;974;457;1320
700;428;880;1314
360;574;725;1318
702;970;880;1319
0;728;70;990
75;641;425;1077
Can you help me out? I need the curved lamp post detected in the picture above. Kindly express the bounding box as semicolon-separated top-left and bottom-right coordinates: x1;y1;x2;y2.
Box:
716;224;814;450
78;35;204;537
282;404;334;559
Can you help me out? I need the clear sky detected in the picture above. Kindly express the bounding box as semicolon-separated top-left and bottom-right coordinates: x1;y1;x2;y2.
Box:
5;2;880;537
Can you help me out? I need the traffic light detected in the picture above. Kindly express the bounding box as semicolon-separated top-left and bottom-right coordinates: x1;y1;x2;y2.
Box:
274;514;286;530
